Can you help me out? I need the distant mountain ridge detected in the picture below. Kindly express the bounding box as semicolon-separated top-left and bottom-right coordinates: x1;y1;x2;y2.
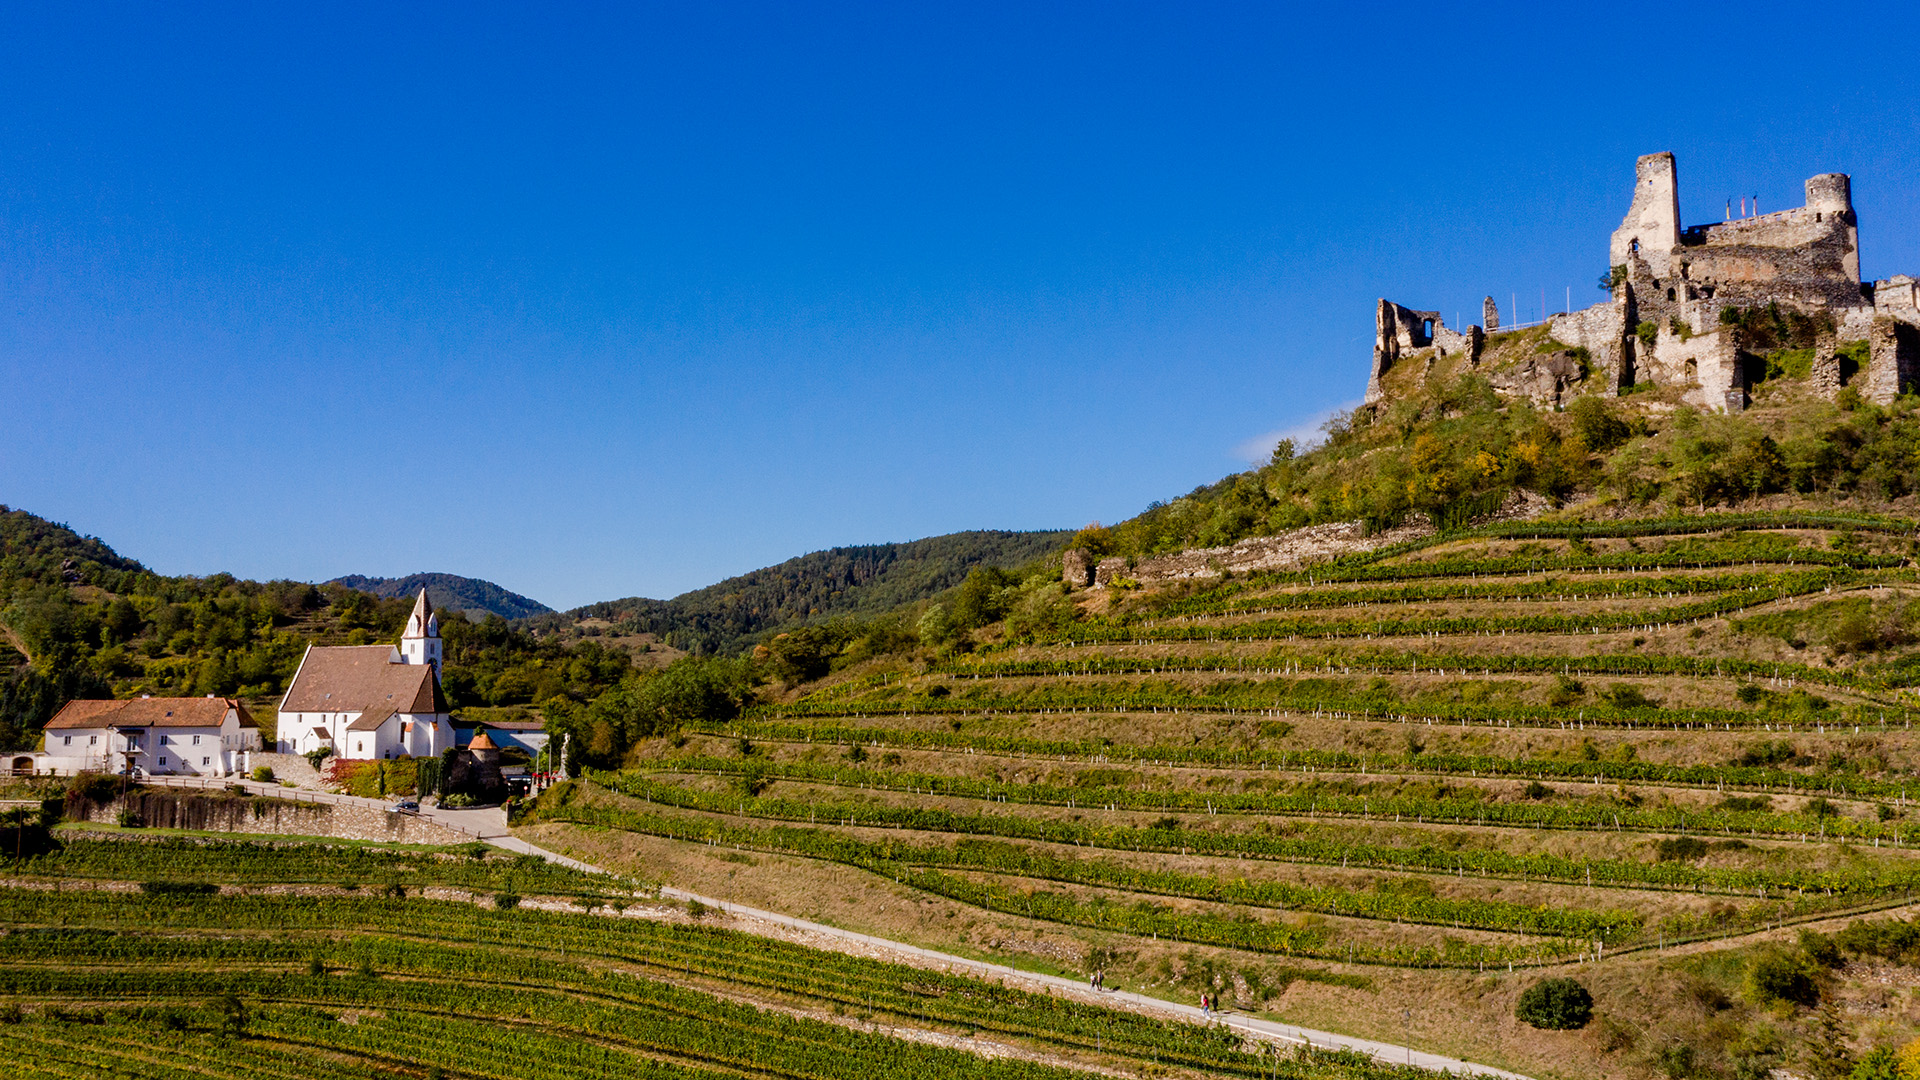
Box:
561;529;1072;654
327;572;554;620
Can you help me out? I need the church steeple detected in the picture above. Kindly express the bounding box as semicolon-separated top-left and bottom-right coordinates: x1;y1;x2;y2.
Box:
400;588;443;675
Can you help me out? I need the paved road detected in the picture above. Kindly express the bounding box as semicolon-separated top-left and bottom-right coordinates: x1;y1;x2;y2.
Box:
137;776;1528;1078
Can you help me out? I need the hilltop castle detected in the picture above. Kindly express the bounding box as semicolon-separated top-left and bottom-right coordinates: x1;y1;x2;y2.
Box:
1367;152;1920;412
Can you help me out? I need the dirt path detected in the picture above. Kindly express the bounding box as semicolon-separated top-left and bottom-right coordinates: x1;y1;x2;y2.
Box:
134;775;1527;1076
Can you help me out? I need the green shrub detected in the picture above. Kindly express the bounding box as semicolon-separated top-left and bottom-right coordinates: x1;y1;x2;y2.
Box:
1514;977;1593;1029
494;892;521;910
250;765;274;783
1746;950;1818;1006
1654;836;1710;862
440;793;476;809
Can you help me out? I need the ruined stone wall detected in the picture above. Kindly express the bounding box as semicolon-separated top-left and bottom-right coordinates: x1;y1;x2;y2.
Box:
1673;209;1862;314
1062;549;1094;589
67;790;473;845
1369;300;1446;403
1864;318;1920;405
1641;326;1744;412
1547;299;1629;391
1431;323;1482;365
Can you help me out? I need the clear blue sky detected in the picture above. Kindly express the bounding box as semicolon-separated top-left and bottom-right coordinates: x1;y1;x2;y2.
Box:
5;2;1920;610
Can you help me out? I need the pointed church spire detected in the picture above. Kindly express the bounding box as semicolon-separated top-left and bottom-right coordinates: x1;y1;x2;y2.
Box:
404;588;433;638
400;588;442;675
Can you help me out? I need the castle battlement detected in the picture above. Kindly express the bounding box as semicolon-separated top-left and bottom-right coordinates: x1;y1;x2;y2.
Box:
1367;153;1919;413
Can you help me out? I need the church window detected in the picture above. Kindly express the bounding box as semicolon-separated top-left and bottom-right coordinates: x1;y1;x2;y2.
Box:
192;735;200;745
158;756;167;766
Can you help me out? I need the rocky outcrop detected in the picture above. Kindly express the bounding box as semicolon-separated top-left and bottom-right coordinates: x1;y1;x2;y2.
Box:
1063;491;1546;590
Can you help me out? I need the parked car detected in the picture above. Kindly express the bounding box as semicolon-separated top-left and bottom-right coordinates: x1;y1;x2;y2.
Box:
388;799;420;814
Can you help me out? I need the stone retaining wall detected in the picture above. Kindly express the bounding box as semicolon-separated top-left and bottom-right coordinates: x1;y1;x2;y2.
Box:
1071;490;1548;589
67;790;471;845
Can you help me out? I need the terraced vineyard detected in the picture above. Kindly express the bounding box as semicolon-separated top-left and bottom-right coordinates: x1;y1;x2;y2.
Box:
516;514;1920;1079
0;835;1434;1080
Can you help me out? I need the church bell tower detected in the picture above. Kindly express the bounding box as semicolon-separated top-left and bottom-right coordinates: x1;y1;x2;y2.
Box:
400;588;443;676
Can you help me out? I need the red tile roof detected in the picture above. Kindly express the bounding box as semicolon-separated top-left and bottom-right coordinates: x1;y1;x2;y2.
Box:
279;645;447;715
45;697;254;730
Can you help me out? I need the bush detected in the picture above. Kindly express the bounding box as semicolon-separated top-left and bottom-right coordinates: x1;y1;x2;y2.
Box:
250;765;274;783
1514;977;1593;1029
494;892;521;910
115;807;144;828
1654;836;1710;862
1746;951;1819;1006
440;793;476;809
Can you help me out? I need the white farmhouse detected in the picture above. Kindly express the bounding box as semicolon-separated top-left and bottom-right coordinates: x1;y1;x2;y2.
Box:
38;695;262;777
278;589;454;760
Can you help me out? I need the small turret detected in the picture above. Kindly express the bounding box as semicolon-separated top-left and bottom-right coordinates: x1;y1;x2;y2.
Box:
1806;173;1852;216
400;588;443;676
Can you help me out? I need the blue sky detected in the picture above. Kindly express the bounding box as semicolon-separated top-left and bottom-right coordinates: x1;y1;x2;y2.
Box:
5;2;1920;610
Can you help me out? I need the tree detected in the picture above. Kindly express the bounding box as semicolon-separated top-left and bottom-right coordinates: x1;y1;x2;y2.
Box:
1808;1000;1853;1080
218;994;249;1038
951;567;1015;630
1514;977;1593;1029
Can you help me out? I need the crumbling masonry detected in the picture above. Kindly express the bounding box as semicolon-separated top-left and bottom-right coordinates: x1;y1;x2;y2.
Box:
1366;152;1920;412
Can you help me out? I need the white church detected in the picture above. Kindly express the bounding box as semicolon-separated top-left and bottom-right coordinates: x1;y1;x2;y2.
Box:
279;589;456;760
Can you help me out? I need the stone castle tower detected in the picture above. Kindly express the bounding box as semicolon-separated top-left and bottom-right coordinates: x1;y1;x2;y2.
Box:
1366;152;1920;412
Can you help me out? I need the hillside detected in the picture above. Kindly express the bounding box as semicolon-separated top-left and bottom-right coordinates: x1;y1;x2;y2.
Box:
558;529;1073;654
0;818;1456;1080
514;358;1920;1080
328;571;554;620
0;507;629;748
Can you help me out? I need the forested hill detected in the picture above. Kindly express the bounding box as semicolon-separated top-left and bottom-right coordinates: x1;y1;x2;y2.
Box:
328;572;553;620
0;506;633;751
558;529;1072;654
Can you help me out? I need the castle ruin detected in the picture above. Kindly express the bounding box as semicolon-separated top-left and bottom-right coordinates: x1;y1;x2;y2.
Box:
1366;153;1920;411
